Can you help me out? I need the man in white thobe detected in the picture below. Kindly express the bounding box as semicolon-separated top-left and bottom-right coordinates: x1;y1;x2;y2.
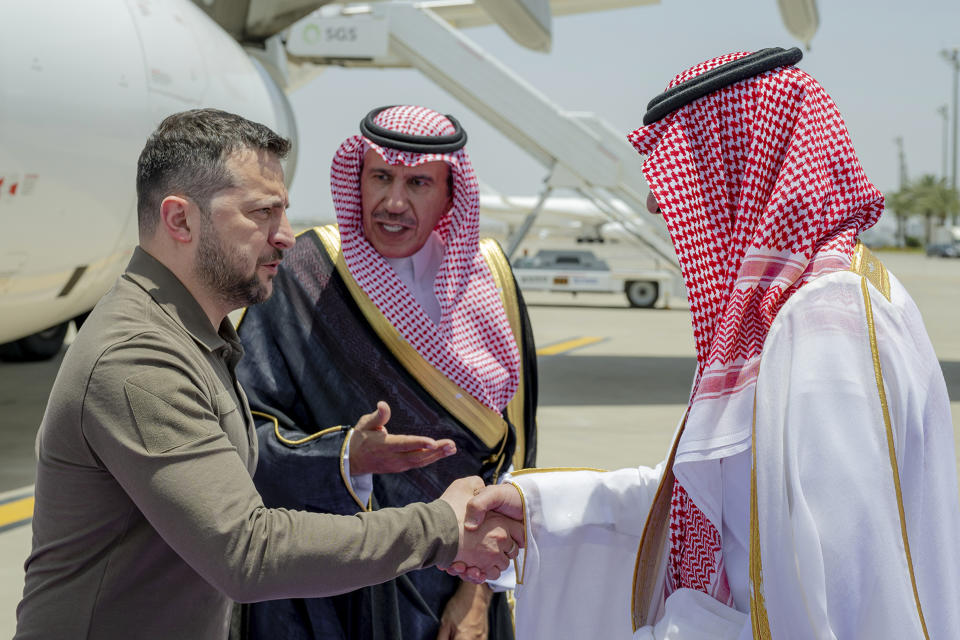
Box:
456;47;960;639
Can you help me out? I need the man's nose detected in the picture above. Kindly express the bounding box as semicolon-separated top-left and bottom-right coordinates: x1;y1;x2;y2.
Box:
646;192;661;215
271;211;296;250
384;180;408;213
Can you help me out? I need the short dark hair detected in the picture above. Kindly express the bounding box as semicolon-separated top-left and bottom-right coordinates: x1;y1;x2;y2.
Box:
136;109;291;237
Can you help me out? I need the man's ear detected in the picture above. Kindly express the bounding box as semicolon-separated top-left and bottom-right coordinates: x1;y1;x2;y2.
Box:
159;195;193;244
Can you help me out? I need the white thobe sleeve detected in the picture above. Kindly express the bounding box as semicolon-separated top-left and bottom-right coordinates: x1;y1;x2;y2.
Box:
508;465;664;639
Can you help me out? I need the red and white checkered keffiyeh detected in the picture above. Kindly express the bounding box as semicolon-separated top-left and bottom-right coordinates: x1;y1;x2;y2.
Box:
628;53;883;605
331;105;520;413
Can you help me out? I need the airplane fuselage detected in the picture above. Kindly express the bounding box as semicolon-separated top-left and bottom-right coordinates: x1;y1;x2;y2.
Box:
0;0;297;353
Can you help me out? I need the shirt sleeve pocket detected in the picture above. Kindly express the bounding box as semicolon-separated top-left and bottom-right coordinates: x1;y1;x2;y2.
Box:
124;375;216;454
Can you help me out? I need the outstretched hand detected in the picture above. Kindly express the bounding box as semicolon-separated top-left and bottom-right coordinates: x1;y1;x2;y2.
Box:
349;401;457;475
438;478;524;583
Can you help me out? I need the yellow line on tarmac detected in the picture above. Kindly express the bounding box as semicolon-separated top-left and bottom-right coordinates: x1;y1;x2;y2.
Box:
0;497;34;529
536;336;604;356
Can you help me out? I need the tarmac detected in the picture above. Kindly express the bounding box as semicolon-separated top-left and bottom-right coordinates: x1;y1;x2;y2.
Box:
1;249;958;635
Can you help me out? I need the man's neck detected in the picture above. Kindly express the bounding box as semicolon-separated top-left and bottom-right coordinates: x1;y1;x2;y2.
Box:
195;295;229;334
384;231;444;323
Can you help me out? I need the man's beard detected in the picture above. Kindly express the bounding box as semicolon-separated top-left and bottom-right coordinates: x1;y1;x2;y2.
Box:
195;220;281;309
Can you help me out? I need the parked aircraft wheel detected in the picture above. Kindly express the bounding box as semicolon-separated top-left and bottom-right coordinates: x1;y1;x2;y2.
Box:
0;322;69;362
624;280;659;308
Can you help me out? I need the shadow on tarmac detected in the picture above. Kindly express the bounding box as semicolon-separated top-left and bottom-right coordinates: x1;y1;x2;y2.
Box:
0;352;64;492
538;354;960;407
538;355;696;406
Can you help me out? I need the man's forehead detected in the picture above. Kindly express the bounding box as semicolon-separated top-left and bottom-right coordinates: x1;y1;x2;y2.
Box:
362;148;449;177
220;148;287;198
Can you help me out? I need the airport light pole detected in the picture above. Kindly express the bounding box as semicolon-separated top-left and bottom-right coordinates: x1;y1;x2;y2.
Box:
893;136;908;247
941;49;959;207
938;104;949;182
894;136;907;189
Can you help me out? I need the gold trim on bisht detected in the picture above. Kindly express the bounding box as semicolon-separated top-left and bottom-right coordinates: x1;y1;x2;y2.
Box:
251;410;370;510
749;395;772;639
251;410;344;446
479;238;528;470
234;306;249;330
508;481;528;585
510;467;607;477
315;225;509;451
850;242;891;302
858;263;929;638
631;413;687;631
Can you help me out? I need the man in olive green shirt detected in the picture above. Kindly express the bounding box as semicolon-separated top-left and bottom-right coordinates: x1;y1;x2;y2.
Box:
15;109;521;640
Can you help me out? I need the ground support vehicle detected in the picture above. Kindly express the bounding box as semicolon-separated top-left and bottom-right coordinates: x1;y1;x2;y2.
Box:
513;250;678;308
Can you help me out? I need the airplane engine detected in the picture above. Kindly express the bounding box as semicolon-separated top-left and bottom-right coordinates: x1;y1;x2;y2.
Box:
0;0;299;359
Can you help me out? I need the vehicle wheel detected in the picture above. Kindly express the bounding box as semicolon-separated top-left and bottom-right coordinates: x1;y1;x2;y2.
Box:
0;322;69;361
624;280;659;308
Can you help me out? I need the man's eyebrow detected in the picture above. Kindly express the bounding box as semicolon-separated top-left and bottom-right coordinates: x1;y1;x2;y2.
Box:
247;197;287;209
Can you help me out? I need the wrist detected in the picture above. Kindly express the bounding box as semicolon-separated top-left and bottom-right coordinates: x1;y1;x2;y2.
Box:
458;580;493;602
476;582;493;603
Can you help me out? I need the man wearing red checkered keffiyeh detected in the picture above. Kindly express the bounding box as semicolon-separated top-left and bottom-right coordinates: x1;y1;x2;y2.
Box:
463;49;960;639
235;105;538;640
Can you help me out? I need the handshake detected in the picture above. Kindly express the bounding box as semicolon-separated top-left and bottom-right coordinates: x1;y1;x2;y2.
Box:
437;477;526;583
348;404;527;582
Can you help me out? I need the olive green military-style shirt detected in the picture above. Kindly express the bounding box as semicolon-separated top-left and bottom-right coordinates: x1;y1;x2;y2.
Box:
15;248;458;640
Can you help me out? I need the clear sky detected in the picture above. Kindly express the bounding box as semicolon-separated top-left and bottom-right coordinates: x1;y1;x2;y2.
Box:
285;0;960;223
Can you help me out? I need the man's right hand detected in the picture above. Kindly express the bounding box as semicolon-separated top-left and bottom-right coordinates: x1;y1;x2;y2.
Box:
438;478;523;583
443;483;525;581
464;483;524;527
349;401;456;476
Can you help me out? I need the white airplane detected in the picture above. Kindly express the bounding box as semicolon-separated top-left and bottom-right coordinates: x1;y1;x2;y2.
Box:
0;0;818;360
0;0;312;359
